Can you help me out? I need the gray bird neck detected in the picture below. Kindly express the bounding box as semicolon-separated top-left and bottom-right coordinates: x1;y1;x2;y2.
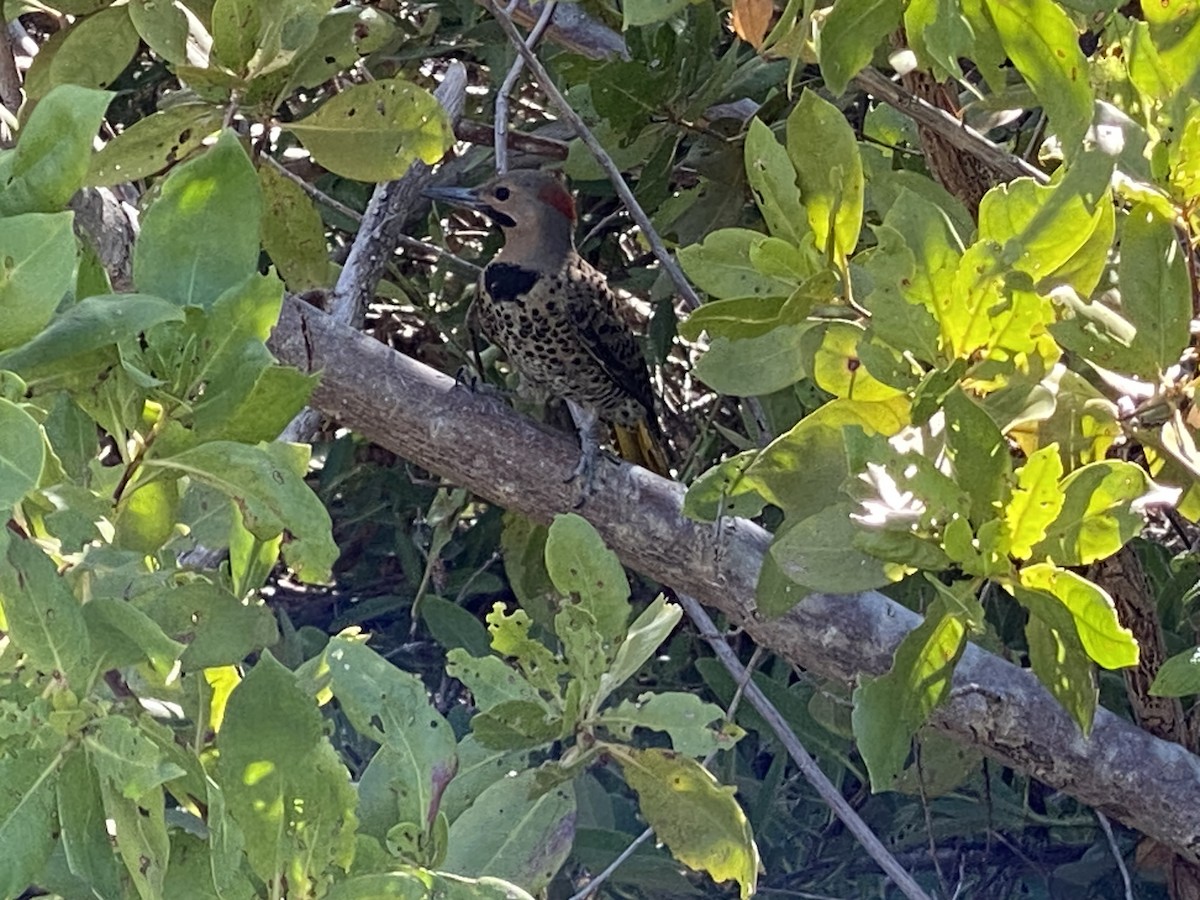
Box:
495;215;576;269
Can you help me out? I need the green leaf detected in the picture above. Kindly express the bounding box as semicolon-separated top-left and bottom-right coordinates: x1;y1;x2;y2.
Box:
218;652;357;888
444;650;546;713
1004;444;1065;559
326;869;536;900
202;364;319;444
0;212;77;351
0;84;111;215
99;780;169;900
143;440;338;582
977;151;1115;289
286;6;397;92
623;0;697;27
1150;646;1200;698
470;700;564;751
0;399;44;512
422;595;492;658
1018;564;1138;669
88;104;224;187
0;293;185;375
743;118;808;245
500;512;555;627
85;717;186;801
544;513;629;644
440;735;530;824
259;162;330;292
128;0;190;65
327;637;457;840
83;597;185;679
1015;586;1098;734
45;7;140;92
881;189;963;338
138;582;279;670
286;78;453;182
982;0;1092;158
113;478;180;555
598;595;682;707
851;597;967;788
770;504;893;597
905;0;975;79
600;692;741;758
943;387;1010;526
1117;203;1191;377
57;750;123;900
609;745;758;899
485;603;566;698
442;769;575;892
0;536;92;688
187;271;285;434
0;749;62;899
861;224;944;359
1029;460;1149;565
133;130;262;310
818;0;903;95
693;326;811;396
786;91;864;263
805;321;904;401
683;451;767;521
678;228;799;300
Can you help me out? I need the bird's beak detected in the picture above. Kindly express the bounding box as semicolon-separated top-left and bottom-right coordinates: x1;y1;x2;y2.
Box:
423;184;486;211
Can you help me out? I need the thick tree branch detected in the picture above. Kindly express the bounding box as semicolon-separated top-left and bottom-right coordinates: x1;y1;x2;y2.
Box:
268;296;1200;866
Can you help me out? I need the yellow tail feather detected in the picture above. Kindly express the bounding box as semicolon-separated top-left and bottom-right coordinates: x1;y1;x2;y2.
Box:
613;420;670;477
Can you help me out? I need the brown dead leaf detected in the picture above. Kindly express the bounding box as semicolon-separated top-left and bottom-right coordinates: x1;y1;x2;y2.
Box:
731;0;773;50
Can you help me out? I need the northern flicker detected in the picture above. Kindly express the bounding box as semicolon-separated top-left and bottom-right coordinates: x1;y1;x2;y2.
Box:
426;170;669;481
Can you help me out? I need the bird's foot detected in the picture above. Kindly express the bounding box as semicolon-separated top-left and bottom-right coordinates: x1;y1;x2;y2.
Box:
453;366;503;398
565;442;601;507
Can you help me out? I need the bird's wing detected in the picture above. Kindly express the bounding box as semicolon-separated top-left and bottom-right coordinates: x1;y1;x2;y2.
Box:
565;258;659;423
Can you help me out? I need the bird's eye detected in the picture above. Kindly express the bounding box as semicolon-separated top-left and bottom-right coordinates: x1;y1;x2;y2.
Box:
494;187;511;201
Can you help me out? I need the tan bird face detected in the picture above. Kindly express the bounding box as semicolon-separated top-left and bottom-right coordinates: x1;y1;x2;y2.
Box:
425;170;576;233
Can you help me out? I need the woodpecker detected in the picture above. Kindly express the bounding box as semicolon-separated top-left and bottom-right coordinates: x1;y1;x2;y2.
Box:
426;170;669;482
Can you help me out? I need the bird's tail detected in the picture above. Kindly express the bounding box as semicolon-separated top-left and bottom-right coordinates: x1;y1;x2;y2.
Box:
613;420;670;477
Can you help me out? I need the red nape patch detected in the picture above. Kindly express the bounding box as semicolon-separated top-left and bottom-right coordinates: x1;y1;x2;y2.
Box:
538;181;576;223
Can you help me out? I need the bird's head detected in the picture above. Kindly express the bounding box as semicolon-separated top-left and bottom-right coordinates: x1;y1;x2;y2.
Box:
425;170;577;236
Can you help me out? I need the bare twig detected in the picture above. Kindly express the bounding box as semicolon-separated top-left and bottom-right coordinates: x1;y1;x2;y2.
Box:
495;0;558;174
456;118;569;159
1095;811;1134;900
566;828;654;900
853;68;1047;185
675;592;934;900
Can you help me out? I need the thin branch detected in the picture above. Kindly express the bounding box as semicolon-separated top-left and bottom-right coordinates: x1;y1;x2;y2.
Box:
1095;811;1134;900
852;67;1048;185
676;593;934;900
485;0;703;311
456;118;569;159
494;0;558;174
566;827;654;900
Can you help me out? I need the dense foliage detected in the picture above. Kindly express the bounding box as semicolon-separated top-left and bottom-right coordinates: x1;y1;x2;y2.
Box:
2;0;1200;897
